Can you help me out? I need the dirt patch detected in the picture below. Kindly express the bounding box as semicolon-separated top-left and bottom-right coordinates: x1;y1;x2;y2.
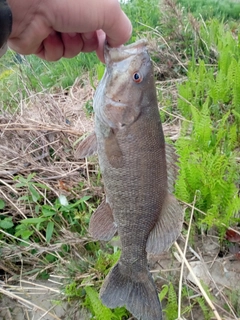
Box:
0;280;89;320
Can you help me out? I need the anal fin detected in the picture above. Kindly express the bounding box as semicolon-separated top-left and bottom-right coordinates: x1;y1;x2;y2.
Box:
89;200;117;241
146;193;184;254
74;131;97;159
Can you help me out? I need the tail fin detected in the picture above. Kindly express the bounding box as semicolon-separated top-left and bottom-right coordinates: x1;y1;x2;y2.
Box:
100;262;163;320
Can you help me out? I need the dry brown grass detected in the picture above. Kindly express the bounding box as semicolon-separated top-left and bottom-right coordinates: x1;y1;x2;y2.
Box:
0;77;94;178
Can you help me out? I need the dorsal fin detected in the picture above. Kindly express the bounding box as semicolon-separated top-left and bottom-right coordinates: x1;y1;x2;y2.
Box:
165;143;179;193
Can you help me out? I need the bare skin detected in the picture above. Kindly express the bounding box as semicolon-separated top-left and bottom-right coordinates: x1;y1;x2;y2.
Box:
7;0;132;62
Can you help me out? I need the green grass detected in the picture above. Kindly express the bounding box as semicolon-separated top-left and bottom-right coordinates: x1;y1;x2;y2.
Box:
157;1;240;234
177;0;240;21
22;51;99;90
0;0;161;110
0;50;101;109
121;0;161;40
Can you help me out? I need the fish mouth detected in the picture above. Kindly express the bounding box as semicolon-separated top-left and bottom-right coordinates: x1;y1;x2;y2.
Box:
104;39;148;64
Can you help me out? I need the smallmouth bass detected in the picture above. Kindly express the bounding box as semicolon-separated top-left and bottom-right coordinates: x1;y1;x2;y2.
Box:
75;39;183;320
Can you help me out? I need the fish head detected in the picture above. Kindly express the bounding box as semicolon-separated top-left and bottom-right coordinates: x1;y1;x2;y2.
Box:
94;39;156;129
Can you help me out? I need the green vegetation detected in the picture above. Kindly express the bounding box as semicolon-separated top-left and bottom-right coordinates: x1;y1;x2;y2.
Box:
0;0;160;109
84;286;129;320
121;0;161;40
158;6;240;235
0;0;240;319
174;18;240;231
0;50;100;109
1;173;93;242
159;283;213;319
177;0;240;21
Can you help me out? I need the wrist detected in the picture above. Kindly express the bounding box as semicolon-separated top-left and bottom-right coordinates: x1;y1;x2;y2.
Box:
0;0;12;56
7;0;52;55
7;0;50;38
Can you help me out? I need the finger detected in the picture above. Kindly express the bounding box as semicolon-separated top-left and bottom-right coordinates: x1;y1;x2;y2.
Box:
61;33;84;58
80;31;99;53
50;0;132;47
36;31;64;61
99;1;132;47
95;29;106;63
8;0;132;58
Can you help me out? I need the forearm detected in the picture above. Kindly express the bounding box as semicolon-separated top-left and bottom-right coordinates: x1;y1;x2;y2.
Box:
0;0;12;57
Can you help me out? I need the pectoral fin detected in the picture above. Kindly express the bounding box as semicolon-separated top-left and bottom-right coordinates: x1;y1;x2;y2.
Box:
105;129;123;168
146;193;184;254
89;200;117;241
74;132;97;159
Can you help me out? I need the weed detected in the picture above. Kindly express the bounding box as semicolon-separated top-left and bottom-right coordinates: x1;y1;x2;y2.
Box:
173;18;240;234
163;283;178;319
65;281;85;302
0;216;14;232
160;283;214;319
0;50;101;109
225;289;240;315
84;286;129;320
121;0;160;41
196;296;212;320
177;0;240;21
84;99;94;116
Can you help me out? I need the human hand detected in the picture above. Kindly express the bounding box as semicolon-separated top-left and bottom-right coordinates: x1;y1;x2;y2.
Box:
7;0;132;62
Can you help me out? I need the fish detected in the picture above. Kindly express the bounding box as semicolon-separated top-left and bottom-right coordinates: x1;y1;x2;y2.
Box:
75;39;184;320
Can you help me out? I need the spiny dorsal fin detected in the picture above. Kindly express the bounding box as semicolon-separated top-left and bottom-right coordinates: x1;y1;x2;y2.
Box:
74;131;97;159
89;199;117;241
146;193;184;254
165;143;179;194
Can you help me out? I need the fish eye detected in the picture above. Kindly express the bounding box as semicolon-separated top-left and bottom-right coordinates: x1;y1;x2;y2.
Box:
133;72;143;83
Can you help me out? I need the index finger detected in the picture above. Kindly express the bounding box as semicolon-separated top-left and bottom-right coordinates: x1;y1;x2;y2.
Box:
101;1;132;47
50;0;132;47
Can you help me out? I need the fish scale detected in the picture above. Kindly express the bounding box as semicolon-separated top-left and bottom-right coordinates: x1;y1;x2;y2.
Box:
75;39;184;320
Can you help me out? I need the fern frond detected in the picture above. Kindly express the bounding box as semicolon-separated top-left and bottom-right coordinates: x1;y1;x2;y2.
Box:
215;70;229;103
165;283;178;320
195;297;212;320
218;48;231;76
190;100;212;150
227;58;240;113
85;286;114;320
178;81;193;118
